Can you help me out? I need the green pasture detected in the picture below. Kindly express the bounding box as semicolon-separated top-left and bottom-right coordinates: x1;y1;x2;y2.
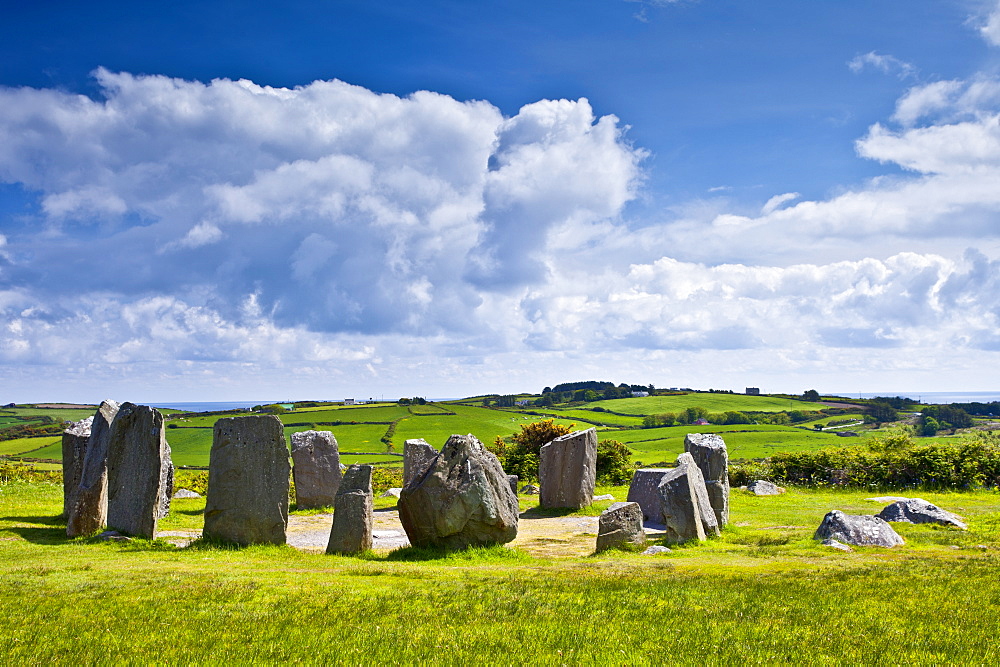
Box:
0;435;61;457
0;406;95;423
603;424;853;464
392;403;579;448
598;392;819;415
515;407;644;427
1;479;999;662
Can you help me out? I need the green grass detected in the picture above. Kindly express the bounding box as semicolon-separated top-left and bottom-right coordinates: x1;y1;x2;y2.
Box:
393;404;579;448
516;407;645;427
0;435;61;457
1;480;999;662
0;407;95;423
598;392;819;415
602;423;851;464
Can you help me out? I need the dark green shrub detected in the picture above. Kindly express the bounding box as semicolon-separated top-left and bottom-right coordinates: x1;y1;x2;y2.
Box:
595;439;635;484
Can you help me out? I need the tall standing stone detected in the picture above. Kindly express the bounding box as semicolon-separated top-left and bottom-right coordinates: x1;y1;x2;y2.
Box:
291;430;342;508
539;428;597;509
399;434;518;549
67;400;120;537
403;438;438;486
203;415;289;545
326;464;373;554
626;468;673;523
657;452;719;543
106;403;174;539
62;416;94;518
684;433;729;527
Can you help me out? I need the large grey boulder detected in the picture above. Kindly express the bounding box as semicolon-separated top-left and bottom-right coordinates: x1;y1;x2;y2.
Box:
596;501;646;553
203;415;289;545
877;498;967;530
684;433;729;526
814;510;904;547
398;434;518;549
403;438;438;486
291;430;342;508
326;464;374;554
105;403;174;539
657;453;719;543
67;400;120;537
626;468;672;522
539;427;597;509
61;416;94;518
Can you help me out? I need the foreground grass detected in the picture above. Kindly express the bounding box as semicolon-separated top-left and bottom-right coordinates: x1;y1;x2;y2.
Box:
2;481;999;663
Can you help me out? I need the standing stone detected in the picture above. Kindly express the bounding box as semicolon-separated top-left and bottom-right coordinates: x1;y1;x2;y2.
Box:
399;434;518;549
61;416;94;518
596;501;646;553
403;438;438;487
814;510;904;547
203;415;289;545
291;430;342;508
326;464;373;554
539;428;597;509
657;453;720;543
67;400;120;537
627;468;672;523
507;475;519;496
684;433;729;526
105;403;173;539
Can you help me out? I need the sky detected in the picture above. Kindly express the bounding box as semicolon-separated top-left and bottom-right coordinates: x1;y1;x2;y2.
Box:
3;0;1000;402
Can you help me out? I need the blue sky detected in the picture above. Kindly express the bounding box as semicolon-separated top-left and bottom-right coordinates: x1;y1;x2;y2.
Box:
2;0;1000;401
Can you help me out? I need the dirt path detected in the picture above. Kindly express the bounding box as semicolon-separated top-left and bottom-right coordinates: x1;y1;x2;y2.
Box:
160;508;668;556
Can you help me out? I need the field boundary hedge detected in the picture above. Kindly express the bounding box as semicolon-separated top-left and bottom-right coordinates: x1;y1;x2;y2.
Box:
729;433;1000;489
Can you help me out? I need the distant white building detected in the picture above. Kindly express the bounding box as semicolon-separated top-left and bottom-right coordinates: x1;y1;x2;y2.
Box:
344;398;355;405
515;399;529;406
631;391;650;398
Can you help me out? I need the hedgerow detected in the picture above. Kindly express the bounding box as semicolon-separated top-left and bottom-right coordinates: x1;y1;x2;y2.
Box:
729;430;1000;489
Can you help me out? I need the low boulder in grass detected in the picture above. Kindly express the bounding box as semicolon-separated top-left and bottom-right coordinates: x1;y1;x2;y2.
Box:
814;510;904;548
877;498;967;530
747;480;784;496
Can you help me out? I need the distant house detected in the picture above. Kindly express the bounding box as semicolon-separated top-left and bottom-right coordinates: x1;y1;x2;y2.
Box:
694;418;710;425
2;403;14;408
344;398;355;405
631;391;650;398
515;399;529;407
746;387;760;396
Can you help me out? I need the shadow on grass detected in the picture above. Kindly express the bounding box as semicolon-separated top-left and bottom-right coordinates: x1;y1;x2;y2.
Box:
3;514;70;544
170;508;205;517
384;543;532;563
520;506;578;519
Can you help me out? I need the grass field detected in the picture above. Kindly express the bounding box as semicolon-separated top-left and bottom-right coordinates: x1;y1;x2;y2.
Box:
0;435;61;457
515;407;645;427
392;403;579;449
598;393;821;415
1;479;998;662
0;406;96;423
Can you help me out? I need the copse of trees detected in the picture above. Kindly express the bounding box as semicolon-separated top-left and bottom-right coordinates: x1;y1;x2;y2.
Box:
397;397;427;405
920;405;974;435
869;396;919;409
867;402;899;424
